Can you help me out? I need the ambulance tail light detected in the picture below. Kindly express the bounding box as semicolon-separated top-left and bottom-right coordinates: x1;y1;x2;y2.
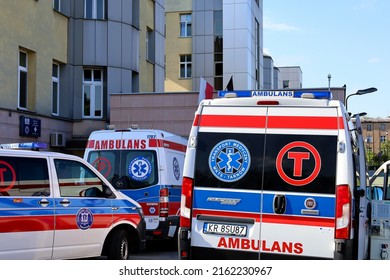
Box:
159;188;169;219
257;101;279;105
335;184;352;239
180;177;193;228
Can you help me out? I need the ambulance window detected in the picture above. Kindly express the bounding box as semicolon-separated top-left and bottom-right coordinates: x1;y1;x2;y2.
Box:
123;150;158;189
0;156;50;197
86;150;118;181
55;159;106;198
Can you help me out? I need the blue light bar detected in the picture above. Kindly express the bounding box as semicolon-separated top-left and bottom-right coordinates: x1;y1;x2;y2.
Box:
218;90;332;99
0;142;48;150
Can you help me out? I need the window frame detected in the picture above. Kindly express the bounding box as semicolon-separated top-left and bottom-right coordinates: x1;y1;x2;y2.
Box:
53;0;61;11
82;69;103;119
84;0;105;20
179;54;192;79
180;14;192;37
18;51;28;110
52;63;60;116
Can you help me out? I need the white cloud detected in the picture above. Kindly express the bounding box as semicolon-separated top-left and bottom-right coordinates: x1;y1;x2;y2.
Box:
264;20;303;32
368;57;380;63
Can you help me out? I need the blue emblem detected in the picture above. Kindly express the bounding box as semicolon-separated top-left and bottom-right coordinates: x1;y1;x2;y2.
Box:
209;139;251;182
76;208;94;230
129;156;152;181
173;157;180;180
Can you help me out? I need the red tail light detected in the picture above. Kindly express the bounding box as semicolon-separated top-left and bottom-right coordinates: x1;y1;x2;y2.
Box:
335;184;352;239
257;100;279;105
159;187;169;219
180;177;194;227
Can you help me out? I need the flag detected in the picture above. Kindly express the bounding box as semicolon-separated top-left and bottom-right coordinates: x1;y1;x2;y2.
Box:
198;77;214;104
226;76;234;91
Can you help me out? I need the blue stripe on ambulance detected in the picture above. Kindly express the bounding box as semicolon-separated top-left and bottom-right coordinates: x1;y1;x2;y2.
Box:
192;188;335;218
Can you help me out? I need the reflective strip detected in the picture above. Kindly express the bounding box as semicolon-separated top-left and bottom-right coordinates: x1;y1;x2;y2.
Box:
194;115;344;130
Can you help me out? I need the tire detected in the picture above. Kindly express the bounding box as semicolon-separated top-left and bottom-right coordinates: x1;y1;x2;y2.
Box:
107;229;132;260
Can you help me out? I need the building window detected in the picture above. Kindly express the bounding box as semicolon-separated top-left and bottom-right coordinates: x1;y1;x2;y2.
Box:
18;51;28;110
146;27;155;63
53;0;61;11
380;124;386;131
85;0;105;19
52;63;60;116
380;135;386;143
283;80;290;88
180;55;191;78
367;124;372;131
214;11;223;90
255;19;260;89
180;14;192;37
83;69;103;118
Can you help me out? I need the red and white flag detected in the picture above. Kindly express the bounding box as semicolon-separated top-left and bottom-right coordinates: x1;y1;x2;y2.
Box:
198;77;214;104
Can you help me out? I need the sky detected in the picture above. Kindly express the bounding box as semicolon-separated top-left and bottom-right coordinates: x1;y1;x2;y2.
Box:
263;0;390;118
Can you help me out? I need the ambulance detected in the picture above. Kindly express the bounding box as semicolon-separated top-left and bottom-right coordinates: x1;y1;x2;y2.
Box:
0;142;146;260
84;127;187;242
178;90;370;260
368;160;390;260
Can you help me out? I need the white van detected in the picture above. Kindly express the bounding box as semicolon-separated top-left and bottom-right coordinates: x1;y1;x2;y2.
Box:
178;90;369;260
0;142;146;260
368;160;390;259
84;127;187;242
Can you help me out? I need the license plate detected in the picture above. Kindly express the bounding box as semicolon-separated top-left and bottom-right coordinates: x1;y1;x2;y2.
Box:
203;222;247;237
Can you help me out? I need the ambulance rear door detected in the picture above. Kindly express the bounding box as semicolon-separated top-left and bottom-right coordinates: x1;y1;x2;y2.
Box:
189;103;339;259
259;106;339;259
189;105;267;259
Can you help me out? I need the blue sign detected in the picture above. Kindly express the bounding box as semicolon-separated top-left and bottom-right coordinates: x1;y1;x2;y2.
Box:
19;116;41;138
209;139;251;182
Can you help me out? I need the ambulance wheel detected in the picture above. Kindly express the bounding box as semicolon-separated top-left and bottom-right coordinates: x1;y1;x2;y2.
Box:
107;229;132;260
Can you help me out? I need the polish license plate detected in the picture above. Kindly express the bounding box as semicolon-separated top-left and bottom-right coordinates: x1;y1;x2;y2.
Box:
203;222;247;237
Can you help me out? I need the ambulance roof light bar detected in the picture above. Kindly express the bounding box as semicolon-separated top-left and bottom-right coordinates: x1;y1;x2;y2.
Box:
0;142;48;150
218;90;332;100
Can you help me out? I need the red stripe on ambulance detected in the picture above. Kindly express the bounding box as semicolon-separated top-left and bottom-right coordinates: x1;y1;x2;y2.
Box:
194;114;344;130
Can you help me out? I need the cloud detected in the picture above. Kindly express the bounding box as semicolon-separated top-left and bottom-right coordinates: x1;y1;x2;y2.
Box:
354;0;377;10
368;57;380;63
264;20;303;32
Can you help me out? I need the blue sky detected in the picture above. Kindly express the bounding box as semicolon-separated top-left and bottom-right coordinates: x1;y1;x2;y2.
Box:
263;0;390;118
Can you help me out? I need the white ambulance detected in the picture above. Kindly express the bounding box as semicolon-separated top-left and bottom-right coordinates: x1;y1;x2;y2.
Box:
84;127;187;242
0;142;146;260
179;90;370;260
368;160;390;259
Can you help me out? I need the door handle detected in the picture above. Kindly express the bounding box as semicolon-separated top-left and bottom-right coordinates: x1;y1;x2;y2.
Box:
38;199;50;207
273;194;286;214
59;199;71;207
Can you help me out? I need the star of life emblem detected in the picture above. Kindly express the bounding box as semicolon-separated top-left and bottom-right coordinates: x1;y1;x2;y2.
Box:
129;156;152;181
209;139;251;182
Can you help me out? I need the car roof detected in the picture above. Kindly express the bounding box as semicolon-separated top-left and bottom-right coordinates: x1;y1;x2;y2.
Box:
0;148;80;160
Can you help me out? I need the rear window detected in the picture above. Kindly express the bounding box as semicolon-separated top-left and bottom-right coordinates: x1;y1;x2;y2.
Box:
0;156;50;197
87;150;158;189
194;132;337;194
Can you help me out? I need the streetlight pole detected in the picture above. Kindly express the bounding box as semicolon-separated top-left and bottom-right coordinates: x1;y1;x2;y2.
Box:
345;87;377;111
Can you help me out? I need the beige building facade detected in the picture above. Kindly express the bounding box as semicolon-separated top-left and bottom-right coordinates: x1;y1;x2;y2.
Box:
0;0;70;146
361;118;390;167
